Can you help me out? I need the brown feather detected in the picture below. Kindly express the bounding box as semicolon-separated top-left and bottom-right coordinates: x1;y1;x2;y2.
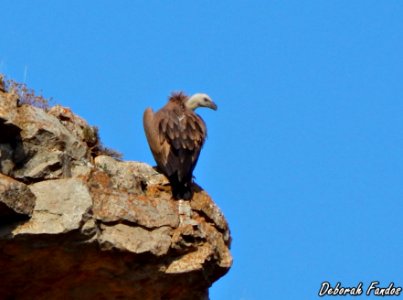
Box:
143;92;207;199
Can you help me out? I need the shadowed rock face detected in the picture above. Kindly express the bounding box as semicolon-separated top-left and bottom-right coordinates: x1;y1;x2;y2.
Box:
0;88;232;300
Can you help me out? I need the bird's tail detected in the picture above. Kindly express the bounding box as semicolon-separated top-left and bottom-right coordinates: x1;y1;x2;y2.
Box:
169;176;193;200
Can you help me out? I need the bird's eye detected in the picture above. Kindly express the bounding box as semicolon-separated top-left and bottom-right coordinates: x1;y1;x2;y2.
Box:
203;97;209;103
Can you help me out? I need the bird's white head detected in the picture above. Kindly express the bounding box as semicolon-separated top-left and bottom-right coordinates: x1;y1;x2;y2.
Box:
185;93;218;111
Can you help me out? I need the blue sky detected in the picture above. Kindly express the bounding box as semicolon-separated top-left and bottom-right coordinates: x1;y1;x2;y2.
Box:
2;1;403;299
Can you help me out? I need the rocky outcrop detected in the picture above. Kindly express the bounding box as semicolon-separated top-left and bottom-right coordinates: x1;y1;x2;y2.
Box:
0;83;232;300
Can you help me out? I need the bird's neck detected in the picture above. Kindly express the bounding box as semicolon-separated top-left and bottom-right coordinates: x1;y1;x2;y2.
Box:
185;97;198;111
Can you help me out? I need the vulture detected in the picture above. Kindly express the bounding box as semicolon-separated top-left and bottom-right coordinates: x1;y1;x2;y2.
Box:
143;92;217;200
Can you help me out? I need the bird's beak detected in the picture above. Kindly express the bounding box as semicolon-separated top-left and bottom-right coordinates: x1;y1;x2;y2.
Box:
209;101;218;111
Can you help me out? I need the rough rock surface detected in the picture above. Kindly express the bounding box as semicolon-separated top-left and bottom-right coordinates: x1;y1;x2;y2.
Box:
0;173;35;223
0;85;232;300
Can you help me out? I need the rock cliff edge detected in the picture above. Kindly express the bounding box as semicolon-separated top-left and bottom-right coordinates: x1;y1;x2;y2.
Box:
0;82;232;300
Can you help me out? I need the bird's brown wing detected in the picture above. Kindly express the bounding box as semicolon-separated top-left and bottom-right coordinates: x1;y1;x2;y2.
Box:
156;106;206;182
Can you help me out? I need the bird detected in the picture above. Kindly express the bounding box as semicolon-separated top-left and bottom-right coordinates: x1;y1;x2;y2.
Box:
143;92;217;200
